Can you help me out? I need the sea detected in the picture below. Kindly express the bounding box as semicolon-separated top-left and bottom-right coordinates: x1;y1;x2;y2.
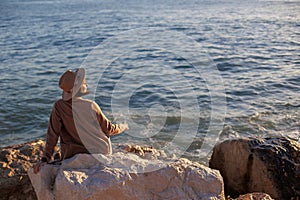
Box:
0;0;299;163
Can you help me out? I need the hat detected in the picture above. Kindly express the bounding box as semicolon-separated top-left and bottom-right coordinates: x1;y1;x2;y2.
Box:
59;68;86;101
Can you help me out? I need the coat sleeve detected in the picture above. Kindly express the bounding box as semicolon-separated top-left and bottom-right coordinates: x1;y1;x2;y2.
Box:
43;101;61;162
92;101;123;136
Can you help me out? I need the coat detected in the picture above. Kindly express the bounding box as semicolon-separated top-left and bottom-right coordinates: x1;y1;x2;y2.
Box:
43;97;123;162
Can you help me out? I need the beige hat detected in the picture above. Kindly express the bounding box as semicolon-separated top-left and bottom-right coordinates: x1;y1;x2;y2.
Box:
59;68;86;101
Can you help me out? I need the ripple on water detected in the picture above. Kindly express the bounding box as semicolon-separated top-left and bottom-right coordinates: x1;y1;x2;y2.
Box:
0;0;299;156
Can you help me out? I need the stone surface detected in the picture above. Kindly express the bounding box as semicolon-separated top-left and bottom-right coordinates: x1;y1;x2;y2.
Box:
28;153;225;200
0;140;46;200
235;192;274;200
0;141;179;200
117;144;170;160
209;137;300;199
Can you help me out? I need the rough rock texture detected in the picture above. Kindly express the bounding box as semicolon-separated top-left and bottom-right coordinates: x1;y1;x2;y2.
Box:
209;137;300;199
117;144;170;160
235;192;274;200
0;140;46;200
28;153;225;200
0;141;177;200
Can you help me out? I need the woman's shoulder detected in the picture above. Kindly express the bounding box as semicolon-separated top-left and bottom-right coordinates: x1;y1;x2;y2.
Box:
54;98;94;105
72;97;99;106
54;98;65;106
55;98;99;108
74;98;102;113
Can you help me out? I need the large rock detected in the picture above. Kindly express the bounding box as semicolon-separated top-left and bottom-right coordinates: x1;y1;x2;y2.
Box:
0;141;168;200
0;140;46;200
28;153;225;200
235;192;274;200
209;137;300;199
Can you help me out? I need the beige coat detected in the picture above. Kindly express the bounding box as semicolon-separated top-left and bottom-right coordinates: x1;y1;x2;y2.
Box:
43;97;123;162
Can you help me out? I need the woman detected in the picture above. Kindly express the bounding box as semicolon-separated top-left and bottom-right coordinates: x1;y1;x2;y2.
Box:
33;68;128;173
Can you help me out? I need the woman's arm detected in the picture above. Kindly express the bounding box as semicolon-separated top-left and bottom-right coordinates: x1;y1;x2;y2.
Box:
43;102;61;162
92;102;128;136
34;102;61;174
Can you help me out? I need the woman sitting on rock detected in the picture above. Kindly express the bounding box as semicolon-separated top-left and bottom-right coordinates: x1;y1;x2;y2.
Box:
33;68;128;173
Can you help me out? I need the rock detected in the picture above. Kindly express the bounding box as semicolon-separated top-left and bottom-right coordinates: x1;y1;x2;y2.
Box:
0;141;166;200
235;192;274;200
28;153;225;200
209;137;300;199
0;140;45;200
0;140;224;200
117;144;170;160
27;164;60;200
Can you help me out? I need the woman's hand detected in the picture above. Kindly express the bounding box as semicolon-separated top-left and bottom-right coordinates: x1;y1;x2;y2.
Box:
33;161;46;174
119;123;129;132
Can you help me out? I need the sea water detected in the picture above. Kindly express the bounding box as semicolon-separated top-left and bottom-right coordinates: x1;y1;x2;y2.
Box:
0;0;299;162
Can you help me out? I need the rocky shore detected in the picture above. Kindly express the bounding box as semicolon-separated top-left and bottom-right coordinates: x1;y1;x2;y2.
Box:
0;137;299;200
210;137;300;199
